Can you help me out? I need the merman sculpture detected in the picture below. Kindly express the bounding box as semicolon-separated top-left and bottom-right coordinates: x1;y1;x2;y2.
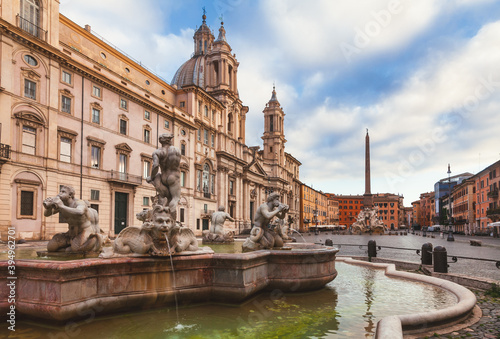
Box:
242;192;289;251
43;185;103;253
202;205;235;243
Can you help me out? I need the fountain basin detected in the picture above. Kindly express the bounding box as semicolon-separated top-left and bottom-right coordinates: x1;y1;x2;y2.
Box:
0;244;338;322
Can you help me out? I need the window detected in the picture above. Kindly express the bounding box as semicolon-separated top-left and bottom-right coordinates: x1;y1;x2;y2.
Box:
143;160;151;179
197;129;201;141
119;154;127;174
143;128;150;143
22;125;36;155
211;174;215;194
90;189;100;201
24;55;38;66
120;98;128;110
164;120;170;129
180;101;185;108
91;145;101;168
181;171;186;187
145;80;150;85
90;204;99;213
202;164;210;193
181;129;186;136
143;197;150;206
60;137;72;163
230;180;234;195
62;70;72;85
144;110;151;121
197;170;201;191
204;105;209;117
92;85;102;99
180;208;185;223
61;95;71;114
24;79;36;99
270;116;274;132
91;108;101;124
20;0;40;37
181;143;186;156
119;119;127;135
100;52;106;59
211;134;215;147
204;129;208;144
20;190;34;216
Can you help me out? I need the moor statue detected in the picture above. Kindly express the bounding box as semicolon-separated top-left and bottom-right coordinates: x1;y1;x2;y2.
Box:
43;185;103;253
146;133;181;221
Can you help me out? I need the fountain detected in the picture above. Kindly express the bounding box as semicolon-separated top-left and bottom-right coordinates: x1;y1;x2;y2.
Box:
0;132;478;338
0;133;338;323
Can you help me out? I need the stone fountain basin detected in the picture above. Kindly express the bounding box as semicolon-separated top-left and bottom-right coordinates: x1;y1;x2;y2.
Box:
0;244;338;322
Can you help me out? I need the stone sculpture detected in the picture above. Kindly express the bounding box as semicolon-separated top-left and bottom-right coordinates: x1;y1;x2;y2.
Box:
351;207;386;234
242;192;289;251
101;204;198;257
103;133;199;257
146;133;181;221
43;185;103;253
202;205;235;243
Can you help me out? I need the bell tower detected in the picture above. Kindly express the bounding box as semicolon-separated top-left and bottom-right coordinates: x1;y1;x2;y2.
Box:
193;9;213;55
262;86;286;167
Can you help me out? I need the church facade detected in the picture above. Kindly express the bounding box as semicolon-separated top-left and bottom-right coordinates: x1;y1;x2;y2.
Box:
0;0;301;240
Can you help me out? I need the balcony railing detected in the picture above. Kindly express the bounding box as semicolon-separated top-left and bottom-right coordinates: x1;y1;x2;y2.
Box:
107;170;142;186
486;207;500;216
17;15;47;41
487;190;499;199
0;144;11;159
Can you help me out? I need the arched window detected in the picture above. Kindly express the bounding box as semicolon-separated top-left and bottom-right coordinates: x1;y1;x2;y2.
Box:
228;113;233;132
20;0;41;37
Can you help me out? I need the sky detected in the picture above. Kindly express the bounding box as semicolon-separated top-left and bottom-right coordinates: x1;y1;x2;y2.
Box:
59;0;500;204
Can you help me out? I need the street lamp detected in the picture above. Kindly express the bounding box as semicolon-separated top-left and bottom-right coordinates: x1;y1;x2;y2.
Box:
447;164;455;242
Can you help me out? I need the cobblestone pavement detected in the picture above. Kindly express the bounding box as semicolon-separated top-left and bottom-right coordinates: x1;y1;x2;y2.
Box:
416;289;500;339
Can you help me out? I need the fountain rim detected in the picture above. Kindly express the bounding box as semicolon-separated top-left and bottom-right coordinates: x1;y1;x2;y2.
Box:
337;257;477;338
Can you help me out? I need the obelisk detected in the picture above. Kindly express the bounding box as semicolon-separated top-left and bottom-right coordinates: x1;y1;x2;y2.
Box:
363;129;373;208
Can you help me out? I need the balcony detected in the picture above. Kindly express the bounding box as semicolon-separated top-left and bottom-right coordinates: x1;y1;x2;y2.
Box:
0;143;11;172
487;190;499;199
17;15;47;41
107;170;142;186
200;210;215;219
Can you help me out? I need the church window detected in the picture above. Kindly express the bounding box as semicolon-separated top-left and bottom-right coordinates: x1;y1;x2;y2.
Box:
269;116;273;132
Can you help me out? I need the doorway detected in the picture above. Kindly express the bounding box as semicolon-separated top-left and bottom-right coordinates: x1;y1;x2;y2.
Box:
114;192;128;235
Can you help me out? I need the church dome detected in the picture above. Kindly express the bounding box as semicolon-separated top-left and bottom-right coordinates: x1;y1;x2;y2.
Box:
171;54;206;88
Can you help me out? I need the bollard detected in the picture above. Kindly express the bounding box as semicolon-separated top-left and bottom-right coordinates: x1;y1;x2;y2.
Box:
368;240;377;259
325;239;333;247
421;242;433;265
433;246;448;273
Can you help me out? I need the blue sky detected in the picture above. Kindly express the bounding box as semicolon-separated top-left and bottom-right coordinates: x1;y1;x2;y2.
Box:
60;0;500;204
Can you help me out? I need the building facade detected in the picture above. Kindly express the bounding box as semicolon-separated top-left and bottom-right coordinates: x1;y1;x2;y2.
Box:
300;185;327;232
0;1;301;240
373;193;404;230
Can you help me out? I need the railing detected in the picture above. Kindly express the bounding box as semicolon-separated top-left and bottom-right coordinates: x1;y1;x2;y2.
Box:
322;241;500;270
17;15;47;41
486;207;500;216
487;190;499;198
107;170;142;185
0;144;11;159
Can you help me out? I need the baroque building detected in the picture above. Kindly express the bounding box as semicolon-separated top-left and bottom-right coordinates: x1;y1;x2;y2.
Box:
0;1;301;240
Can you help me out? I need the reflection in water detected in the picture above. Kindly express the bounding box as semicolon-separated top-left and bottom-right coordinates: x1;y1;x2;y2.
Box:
362;267;376;336
1;263;457;339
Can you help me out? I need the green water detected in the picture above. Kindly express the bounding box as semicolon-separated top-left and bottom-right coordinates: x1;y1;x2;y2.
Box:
2;262;457;338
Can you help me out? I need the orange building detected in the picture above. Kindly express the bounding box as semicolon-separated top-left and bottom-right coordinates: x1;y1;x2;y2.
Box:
300;184;327;232
373;193;404;230
418;192;435;227
325;193;339;226
451;178;475;234
411;200;421;229
334;195;364;227
474;159;500;233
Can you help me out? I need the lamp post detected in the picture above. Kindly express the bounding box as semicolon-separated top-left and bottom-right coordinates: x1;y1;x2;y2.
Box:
447;164;455;242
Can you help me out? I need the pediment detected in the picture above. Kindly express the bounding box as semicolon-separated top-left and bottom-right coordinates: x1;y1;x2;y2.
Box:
248;160;267;176
115;143;133;153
